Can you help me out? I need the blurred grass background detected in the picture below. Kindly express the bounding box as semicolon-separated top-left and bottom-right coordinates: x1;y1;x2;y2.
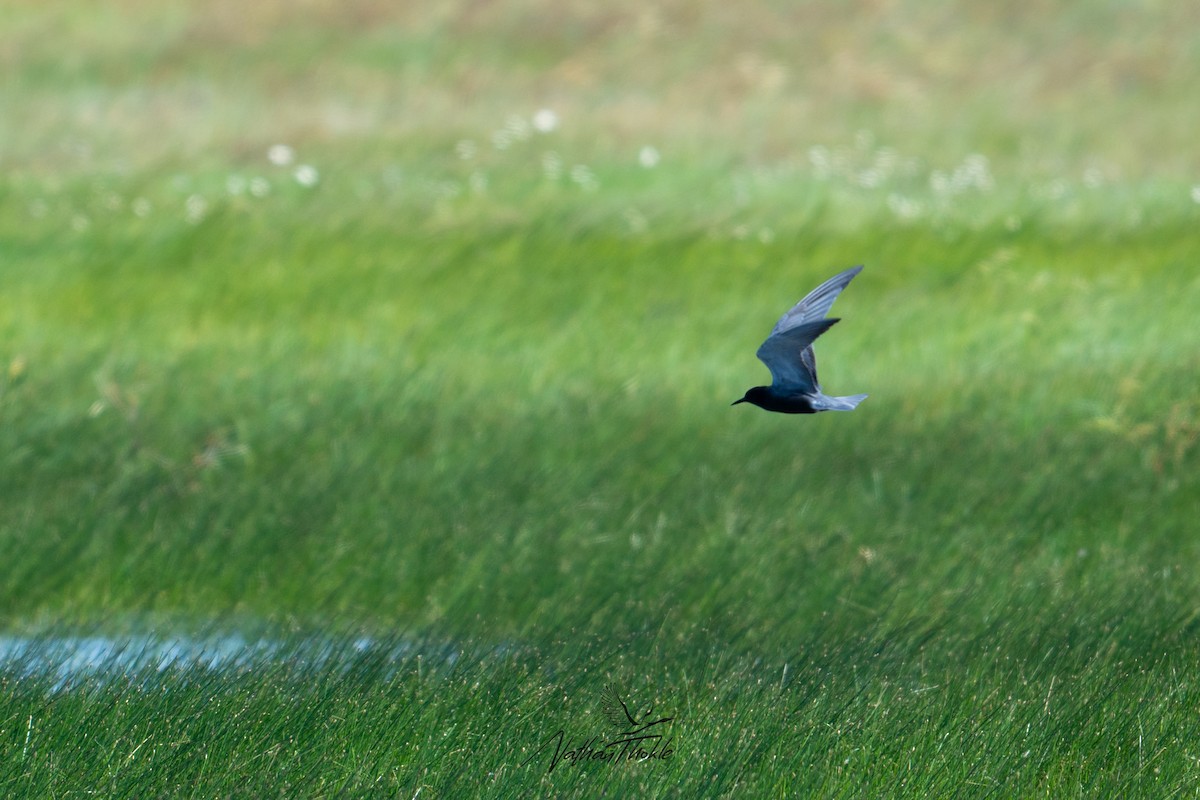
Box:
2;0;1200;796
5;0;1199;175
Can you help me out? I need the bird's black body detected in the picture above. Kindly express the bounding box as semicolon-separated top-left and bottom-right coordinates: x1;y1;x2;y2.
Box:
732;386;819;413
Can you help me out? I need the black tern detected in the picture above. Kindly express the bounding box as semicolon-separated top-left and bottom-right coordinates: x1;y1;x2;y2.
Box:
733;265;868;414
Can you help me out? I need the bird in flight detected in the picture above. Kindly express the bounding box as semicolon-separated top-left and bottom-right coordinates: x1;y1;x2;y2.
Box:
733;265;868;414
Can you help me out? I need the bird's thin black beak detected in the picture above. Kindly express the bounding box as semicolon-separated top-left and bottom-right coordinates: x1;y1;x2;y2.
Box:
731;397;746;406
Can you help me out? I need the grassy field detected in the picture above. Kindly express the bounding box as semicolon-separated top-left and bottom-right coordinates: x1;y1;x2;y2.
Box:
3;1;1200;796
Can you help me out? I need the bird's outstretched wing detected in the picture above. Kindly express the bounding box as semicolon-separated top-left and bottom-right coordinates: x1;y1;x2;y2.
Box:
600;684;638;730
769;265;863;336
756;318;839;391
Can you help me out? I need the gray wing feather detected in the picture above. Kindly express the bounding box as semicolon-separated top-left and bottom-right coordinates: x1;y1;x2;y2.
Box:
800;343;818;387
756;318;839;391
770;265;863;336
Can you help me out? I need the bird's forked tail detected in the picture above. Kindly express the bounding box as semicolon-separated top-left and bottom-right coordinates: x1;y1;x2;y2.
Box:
815;393;868;411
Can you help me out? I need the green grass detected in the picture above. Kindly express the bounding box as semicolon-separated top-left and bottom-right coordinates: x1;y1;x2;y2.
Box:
3;1;1200;796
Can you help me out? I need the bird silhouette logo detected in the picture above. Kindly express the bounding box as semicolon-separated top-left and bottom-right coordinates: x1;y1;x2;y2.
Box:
600;684;673;734
521;683;676;772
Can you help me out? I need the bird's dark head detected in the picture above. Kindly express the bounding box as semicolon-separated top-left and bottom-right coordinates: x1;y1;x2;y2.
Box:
732;386;772;408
